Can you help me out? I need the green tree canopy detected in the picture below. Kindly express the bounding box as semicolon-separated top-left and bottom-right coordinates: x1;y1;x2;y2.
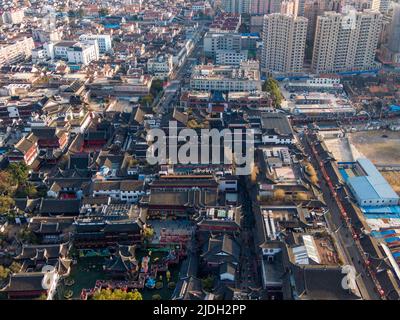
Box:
7;163;29;186
0;265;10;280
0;196;15;216
201;275;214;292
262;77;283;107
0;171;14;195
93;288;143;300
150;79;164;97
15;183;37;198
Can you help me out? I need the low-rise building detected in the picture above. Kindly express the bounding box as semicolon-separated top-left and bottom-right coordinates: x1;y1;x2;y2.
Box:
79;34;113;54
190;61;261;92
261;112;295;144
92;180;145;203
215;50;248;66
147;54;174;79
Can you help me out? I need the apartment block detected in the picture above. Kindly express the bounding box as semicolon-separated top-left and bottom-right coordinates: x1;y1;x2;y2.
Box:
262;13;308;75
0;37;35;67
312;10;382;74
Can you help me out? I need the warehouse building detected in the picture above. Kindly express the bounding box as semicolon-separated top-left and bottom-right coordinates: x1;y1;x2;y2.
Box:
347;158;399;207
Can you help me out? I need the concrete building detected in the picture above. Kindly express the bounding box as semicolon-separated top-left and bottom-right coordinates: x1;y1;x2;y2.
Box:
381;4;400;64
53;41;99;65
371;0;390;13
190;61;262;92
32;29;62;43
79;34;113;54
304;0;341;45
32;43;55;63
215;49;248;65
2;9;24;25
311;10;382;74
221;0;251;13
250;0;270;14
204;32;242;57
262;13;308;75
260;112;295;144
250;0;285;14
66;43;99;65
281;0;299;16
147;54;174;79
0;37;35;67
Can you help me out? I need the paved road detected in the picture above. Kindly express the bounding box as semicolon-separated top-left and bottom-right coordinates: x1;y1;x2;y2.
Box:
300;131;381;300
153;24;208;115
237;178;262;295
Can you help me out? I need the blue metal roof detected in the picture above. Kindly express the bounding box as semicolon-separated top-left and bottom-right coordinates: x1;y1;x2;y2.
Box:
240;33;259;37
347;158;399;202
348;176;379;200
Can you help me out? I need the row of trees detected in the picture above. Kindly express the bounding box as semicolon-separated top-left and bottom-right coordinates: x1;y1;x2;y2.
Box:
304;162;319;185
140;79;164;107
92;288;143;300
257;189;309;203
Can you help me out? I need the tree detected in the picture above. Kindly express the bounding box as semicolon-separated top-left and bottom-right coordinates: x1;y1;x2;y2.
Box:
262;77;283;107
36;185;48;198
310;175;319;185
0;171;14;195
9;262;22;274
250;165;259;184
15;183;37;198
305;163;316;176
273;189;285;201
140;94;154;107
295;192;308;201
0;265;10;280
0;196;15;216
98;8;109;17
7;163;29;186
201;275;214;292
18;229;38;244
93;288;142;300
150;79;164;97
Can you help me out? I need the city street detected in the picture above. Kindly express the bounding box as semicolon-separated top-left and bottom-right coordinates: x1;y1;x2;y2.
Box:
300;131;381;300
